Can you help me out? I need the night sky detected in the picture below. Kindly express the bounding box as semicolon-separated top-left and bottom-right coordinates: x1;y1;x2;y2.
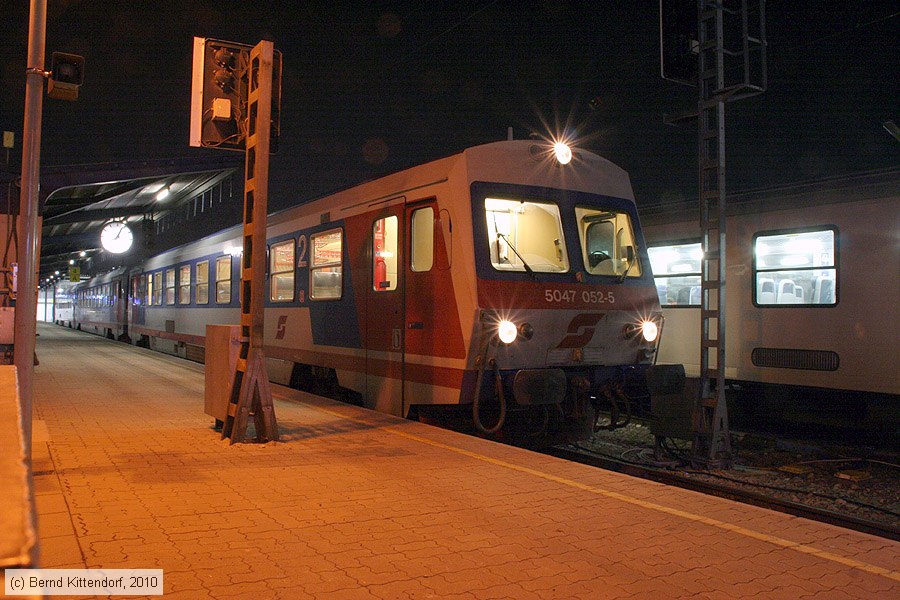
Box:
1;1;897;210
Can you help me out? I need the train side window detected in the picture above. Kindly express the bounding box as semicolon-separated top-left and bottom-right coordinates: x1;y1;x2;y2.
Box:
754;228;837;306
178;265;191;305
310;229;343;300
270;240;295;302
196;261;209;305
576;207;641;277
410;207;434;272
165;269;176;305
215;256;232;304
373;216;399;291
648;242;702;306
152;272;162;306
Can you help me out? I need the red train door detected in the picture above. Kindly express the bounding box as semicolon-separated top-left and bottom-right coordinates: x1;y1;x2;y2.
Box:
403;199;464;408
365;204;405;415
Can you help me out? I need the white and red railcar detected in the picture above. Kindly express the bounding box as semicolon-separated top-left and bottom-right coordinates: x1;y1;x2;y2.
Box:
73;140;672;442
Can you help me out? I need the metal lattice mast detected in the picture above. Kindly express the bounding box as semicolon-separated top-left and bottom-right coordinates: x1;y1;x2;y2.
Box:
693;0;731;467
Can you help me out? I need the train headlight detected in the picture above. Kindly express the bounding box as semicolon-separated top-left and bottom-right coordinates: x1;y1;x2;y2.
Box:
553;142;572;165
641;320;659;343
497;320;518;344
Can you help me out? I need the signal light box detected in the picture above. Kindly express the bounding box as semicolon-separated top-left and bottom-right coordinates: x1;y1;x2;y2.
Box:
189;37;282;151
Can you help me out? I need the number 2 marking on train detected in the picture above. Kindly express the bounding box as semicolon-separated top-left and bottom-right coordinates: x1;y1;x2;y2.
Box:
297;235;308;268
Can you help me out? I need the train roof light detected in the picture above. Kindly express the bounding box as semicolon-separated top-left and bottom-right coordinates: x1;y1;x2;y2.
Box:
553;142;572;165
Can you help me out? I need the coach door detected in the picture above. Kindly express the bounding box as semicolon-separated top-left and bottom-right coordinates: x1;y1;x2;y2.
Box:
403;199;464;409
365;203;405;415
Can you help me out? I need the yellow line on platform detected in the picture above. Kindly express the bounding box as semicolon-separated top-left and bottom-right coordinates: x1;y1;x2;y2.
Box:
304;401;900;583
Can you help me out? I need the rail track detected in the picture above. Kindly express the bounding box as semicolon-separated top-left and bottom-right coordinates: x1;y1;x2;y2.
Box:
545;445;900;542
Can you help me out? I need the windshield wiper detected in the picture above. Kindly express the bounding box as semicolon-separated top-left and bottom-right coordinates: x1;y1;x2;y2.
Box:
497;232;535;279
618;246;637;283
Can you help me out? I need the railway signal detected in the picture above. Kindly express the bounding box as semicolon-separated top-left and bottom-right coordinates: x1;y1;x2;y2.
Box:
190;37;279;444
189;37;282;152
47;51;85;101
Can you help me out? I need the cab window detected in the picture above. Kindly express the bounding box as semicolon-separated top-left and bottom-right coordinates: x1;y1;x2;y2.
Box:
484;198;568;273
576;207;641;277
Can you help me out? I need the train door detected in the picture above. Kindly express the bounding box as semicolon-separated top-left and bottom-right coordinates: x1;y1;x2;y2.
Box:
403;199;463;408
365;205;405;414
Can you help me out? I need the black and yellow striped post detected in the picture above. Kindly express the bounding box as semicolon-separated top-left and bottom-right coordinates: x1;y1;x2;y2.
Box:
222;40;278;444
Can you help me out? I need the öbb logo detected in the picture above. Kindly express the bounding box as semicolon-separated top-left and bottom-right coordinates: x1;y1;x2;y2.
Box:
555;313;605;348
275;315;288;340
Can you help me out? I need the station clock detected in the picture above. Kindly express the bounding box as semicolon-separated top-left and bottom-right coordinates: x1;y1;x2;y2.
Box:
100;220;133;254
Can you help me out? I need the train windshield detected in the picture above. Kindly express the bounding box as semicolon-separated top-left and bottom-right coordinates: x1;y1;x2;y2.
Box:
485;197;569;273
576;207;642;278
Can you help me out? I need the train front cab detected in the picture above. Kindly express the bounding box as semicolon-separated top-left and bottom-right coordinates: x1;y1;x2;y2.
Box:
463;180;681;442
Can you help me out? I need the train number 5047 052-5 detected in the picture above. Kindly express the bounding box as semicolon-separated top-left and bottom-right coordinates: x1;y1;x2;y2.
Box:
544;289;615;304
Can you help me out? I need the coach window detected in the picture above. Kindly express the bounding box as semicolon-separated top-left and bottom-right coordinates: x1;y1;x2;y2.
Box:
215;256;232;303
373;216;399;291
648;243;702;306
270;240;295;302
178;265;191;304
196;260;209;305
485;198;569;273
165;269;176;305
754;228;837;306
152;272;163;306
576;207;641;277
410;207;434;272
310;229;342;300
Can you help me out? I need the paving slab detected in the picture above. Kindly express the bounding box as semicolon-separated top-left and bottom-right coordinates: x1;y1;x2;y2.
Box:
25;323;900;599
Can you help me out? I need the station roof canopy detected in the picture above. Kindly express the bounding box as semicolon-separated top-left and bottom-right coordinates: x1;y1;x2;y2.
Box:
12;155;244;283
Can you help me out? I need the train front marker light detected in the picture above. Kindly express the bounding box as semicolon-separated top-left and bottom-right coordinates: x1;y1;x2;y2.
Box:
497;320;518;344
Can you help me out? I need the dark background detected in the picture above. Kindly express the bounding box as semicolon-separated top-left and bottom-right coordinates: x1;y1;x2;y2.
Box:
1;1;897;210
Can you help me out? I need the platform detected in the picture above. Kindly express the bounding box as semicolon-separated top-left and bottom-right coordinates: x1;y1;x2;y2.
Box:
26;323;900;599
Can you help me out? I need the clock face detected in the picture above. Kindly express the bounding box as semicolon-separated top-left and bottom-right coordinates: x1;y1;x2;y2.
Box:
100;221;133;254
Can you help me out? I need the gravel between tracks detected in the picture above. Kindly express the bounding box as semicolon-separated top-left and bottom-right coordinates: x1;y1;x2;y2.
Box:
570;423;900;533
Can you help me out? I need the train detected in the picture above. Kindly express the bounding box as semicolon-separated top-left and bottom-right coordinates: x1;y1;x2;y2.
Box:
641;167;899;445
61;140;676;445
